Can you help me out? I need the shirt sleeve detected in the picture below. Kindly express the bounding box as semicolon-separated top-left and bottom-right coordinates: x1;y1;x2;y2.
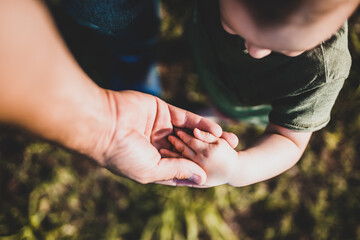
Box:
269;78;345;132
268;21;351;132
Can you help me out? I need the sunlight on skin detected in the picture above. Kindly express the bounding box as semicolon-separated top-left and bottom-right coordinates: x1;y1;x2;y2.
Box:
219;0;359;59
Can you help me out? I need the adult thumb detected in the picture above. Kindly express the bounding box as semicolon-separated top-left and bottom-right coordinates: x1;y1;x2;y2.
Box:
154;157;207;185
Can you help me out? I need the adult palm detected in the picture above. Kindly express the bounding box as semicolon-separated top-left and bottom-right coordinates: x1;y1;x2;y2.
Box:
99;90;230;185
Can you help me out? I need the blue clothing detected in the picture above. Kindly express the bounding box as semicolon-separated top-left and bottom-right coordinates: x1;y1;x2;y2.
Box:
61;0;161;96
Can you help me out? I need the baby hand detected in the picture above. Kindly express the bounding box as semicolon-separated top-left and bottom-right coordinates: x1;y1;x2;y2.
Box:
161;128;239;187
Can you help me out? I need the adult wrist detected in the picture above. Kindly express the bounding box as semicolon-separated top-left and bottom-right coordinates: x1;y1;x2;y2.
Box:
42;84;116;166
71;88;117;165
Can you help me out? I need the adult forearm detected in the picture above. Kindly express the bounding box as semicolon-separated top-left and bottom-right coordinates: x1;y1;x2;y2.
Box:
0;0;112;160
229;124;312;187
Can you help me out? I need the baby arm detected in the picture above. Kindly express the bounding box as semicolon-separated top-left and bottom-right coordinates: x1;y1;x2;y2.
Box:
162;123;312;187
229;123;312;187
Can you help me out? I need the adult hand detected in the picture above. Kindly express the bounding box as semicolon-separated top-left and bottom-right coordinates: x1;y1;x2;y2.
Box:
93;90;233;185
0;0;238;187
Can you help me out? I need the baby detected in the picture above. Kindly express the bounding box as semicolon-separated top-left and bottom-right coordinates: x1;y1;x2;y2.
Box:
168;0;360;187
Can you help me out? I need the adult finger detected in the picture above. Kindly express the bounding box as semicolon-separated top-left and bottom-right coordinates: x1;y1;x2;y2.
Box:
153;157;207;185
151;97;174;150
168;104;222;138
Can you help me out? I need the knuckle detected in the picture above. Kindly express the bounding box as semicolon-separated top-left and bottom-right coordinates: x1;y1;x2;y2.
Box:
178;145;186;154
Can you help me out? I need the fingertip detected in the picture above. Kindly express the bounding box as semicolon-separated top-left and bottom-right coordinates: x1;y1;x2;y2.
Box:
211;124;223;138
167;135;179;147
193;128;200;135
159;148;169;158
156;158;207;185
168;135;175;141
231;133;239;148
176;130;188;139
160;148;181;158
193;129;202;141
175;129;182;136
193;128;201;137
221;132;239;149
187;175;204;185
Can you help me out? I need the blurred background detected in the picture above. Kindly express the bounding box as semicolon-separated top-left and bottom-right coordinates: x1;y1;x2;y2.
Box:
1;1;360;239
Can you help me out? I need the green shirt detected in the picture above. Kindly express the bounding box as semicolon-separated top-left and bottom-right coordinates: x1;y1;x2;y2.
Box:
186;0;352;132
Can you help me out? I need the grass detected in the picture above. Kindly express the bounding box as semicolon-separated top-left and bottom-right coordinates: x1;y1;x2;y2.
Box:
1;1;360;240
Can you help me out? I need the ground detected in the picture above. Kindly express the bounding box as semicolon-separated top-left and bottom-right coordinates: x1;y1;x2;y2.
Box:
1;1;360;240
